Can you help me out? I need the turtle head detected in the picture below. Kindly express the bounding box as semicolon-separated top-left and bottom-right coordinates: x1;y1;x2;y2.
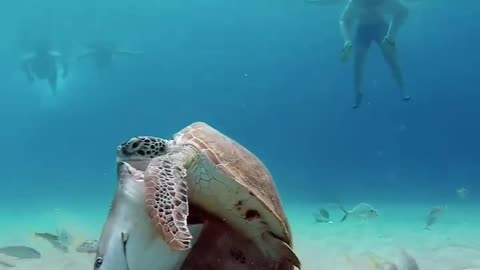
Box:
117;136;168;170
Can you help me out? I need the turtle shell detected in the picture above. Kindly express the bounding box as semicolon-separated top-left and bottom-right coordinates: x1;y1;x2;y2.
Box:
173;122;292;246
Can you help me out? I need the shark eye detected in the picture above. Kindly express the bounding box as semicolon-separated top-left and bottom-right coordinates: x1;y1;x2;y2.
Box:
94;257;103;269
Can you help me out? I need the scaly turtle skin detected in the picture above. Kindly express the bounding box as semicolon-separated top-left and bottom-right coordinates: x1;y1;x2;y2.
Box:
117;121;300;269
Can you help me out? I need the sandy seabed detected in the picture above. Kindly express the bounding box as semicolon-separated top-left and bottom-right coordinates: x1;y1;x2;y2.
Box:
1;202;479;270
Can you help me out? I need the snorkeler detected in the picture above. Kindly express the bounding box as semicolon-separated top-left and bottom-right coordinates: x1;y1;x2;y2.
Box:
339;0;411;109
78;41;143;71
21;41;69;96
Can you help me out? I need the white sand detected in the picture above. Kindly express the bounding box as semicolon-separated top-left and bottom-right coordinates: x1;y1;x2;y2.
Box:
290;202;480;270
1;202;479;270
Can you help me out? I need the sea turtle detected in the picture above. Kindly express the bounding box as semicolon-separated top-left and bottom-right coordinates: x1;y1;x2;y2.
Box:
96;160;286;270
116;121;300;269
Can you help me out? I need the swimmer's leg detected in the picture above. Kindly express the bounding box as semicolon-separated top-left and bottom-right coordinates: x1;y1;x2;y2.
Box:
374;21;410;102
352;45;369;109
352;25;373;109
48;74;58;96
379;44;410;101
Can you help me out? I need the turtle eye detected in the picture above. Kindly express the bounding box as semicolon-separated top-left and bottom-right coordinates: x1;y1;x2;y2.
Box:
94;257;103;269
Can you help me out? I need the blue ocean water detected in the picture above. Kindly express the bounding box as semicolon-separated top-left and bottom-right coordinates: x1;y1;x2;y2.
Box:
0;0;479;269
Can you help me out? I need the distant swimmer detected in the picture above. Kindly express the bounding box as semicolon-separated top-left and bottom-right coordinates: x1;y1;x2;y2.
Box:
21;41;68;96
78;41;143;71
339;0;411;108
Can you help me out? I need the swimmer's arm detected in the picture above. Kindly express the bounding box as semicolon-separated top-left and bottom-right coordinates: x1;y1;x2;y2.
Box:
384;0;409;41
339;1;356;44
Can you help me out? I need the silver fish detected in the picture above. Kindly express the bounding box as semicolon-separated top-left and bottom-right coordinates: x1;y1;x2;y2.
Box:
425;205;447;229
95;162;203;270
0;246;41;259
34;232;68;252
339;203;379;222
313;208;332;223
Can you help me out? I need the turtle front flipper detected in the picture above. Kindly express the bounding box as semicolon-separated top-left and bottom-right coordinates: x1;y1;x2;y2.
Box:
144;155;192;250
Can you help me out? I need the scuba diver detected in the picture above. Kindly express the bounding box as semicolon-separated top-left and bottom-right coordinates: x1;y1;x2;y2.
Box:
78;41;143;71
339;0;411;109
21;41;69;96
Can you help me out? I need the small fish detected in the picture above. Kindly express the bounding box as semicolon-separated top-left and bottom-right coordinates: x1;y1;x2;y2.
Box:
75;240;99;253
313;208;332;223
34;232;59;241
34;232;69;252
456;187;470;199
425;205;447;229
57;228;74;246
399;250;419;270
0;246;41;259
339;203;379;223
